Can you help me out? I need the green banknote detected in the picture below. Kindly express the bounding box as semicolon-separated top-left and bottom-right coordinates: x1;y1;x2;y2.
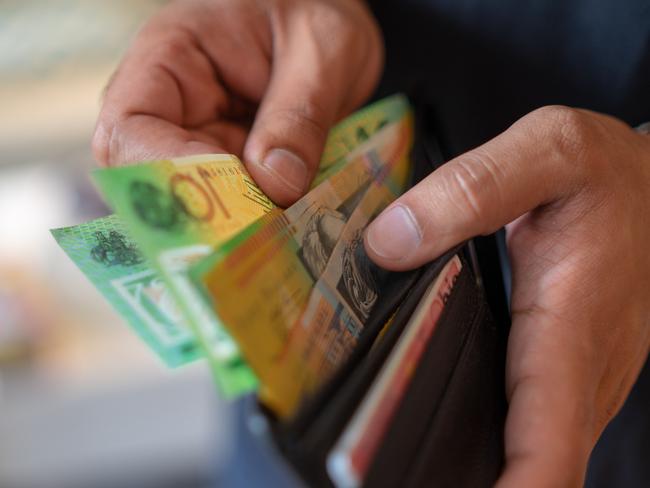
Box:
93;154;273;396
315;94;410;186
52;215;198;367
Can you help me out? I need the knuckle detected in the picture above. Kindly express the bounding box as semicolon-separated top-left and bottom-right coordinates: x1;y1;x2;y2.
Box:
92;118;121;167
267;99;329;145
91;120;112;166
300;1;370;53
531;105;595;166
308;2;353;31
144;29;196;66
444;150;505;231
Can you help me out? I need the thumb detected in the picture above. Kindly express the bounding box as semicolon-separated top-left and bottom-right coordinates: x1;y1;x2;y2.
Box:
243;8;381;207
364;106;595;270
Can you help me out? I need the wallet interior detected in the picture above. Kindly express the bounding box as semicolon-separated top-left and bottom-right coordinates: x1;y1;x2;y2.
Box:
260;100;509;488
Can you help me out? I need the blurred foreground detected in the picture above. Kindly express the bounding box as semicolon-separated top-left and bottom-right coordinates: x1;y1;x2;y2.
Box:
0;2;232;487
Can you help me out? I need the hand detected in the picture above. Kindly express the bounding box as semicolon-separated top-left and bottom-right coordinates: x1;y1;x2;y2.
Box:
365;106;650;486
93;0;382;206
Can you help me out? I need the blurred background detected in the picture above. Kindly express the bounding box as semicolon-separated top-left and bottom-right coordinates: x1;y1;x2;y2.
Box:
0;2;234;487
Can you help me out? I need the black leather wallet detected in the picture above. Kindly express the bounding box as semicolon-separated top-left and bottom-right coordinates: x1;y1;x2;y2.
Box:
247;100;510;488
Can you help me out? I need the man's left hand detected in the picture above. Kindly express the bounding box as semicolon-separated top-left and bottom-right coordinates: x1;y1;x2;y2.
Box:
365;106;650;487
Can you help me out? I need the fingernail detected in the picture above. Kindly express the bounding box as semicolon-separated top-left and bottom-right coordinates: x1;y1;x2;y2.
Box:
366;204;422;260
260;148;308;194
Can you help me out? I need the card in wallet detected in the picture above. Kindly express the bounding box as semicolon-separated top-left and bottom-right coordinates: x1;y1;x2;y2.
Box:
253;100;509;488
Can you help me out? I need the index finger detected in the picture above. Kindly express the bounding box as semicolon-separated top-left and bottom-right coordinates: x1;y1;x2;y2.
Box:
93;20;239;165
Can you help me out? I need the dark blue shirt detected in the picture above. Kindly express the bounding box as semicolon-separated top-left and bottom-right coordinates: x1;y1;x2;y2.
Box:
372;0;649;155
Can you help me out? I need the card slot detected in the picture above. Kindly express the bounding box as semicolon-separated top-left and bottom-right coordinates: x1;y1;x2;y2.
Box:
281;267;423;439
402;300;505;488
274;248;464;487
362;264;482;487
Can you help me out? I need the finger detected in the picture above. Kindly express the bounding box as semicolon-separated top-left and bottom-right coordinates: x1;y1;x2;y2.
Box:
496;309;596;488
243;8;381;206
497;375;592;488
93;115;246;165
364;106;596;270
93;26;234;165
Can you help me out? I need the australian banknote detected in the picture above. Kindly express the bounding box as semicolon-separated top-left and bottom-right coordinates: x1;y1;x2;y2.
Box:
191;108;414;416
53;94;412;398
92;154;273;395
52;214;199;367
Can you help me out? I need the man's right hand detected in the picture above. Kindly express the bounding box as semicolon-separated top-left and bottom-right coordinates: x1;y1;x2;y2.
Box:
93;0;383;206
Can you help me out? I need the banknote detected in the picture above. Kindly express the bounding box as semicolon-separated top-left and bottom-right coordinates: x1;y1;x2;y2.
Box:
51;100;399;369
327;256;463;488
190;153;377;412
270;133;412;410
292;183;395;394
314;94;410;186
93;154;274;395
52;215;197;367
192;110;415;416
52;95;413;397
260;182;395;413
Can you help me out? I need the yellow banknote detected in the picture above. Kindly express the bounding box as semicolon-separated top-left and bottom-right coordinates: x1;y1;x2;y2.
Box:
192;112;414;417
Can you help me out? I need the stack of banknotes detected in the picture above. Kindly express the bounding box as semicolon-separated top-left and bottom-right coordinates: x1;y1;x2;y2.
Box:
52;95;414;418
